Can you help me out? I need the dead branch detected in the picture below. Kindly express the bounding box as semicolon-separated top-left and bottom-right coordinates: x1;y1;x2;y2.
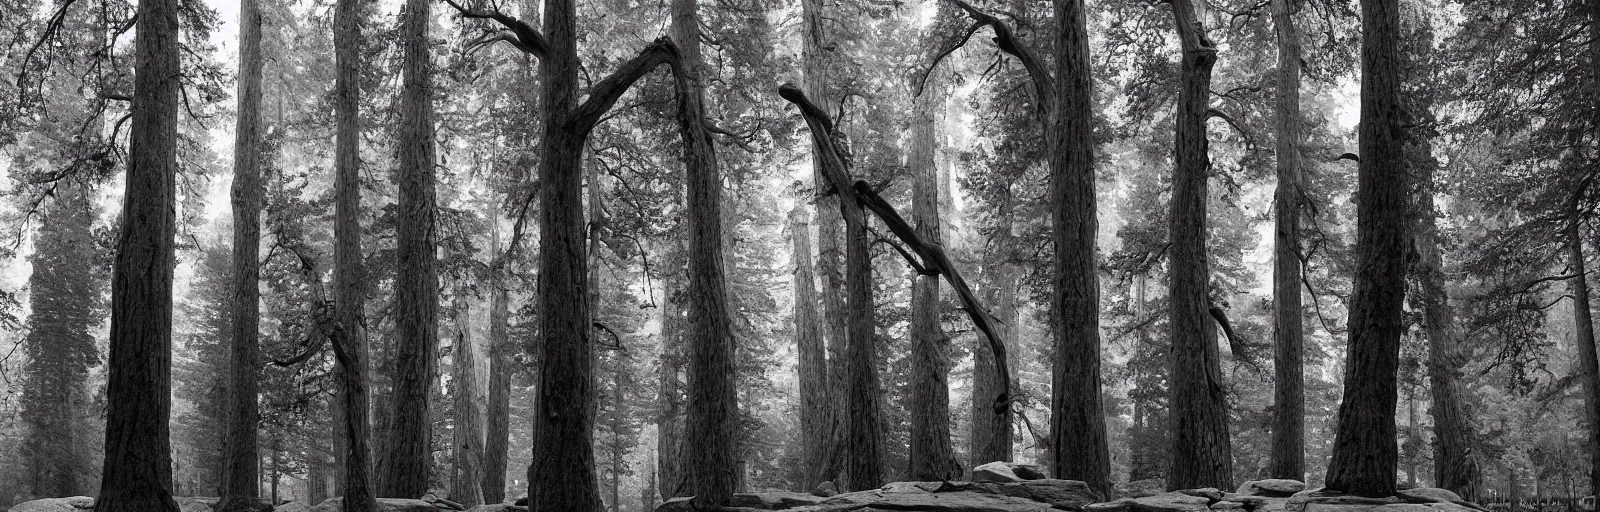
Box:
441;0;551;58
568;38;679;137
780;82;1012;414
921;0;1053;106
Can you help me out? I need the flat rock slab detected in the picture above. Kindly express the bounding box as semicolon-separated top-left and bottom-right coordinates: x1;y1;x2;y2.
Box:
7;497;96;512
659;479;1093;512
973;462;1048;484
462;505;527;512
1237;481;1308;498
312;498;444;512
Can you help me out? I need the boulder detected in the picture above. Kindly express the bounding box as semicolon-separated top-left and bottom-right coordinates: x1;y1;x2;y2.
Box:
1124;492;1214;512
1120;479;1169;499
974;462;1046;484
1180;489;1224;501
1238;480;1309;498
175;496;224;512
1088;500;1134;512
7;497;96;512
273;502;317;512
1212;502;1246;510
811;481;838;497
462;506;525;512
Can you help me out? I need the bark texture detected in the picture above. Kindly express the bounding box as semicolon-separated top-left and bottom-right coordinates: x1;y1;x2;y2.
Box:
671;0;738;505
1268;0;1306;482
657;268;685;499
801;0;848;484
332;0;376;508
1165;0;1233;491
99;0;181;505
450;291;485;507
220;0;264;507
792;206;831;488
1324;0;1407;496
1048;0;1111;496
378;0;440;497
973;241;1016;466
1586;0;1600;496
907;66;956;481
483;225;513;504
1568;187;1600;501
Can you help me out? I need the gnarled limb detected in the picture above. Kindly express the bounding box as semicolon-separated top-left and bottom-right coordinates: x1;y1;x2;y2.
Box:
442;0;551;58
780;82;1012;414
568;38;680;136
920;0;1053;108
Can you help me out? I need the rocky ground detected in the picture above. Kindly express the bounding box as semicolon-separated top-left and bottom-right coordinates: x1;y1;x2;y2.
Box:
5;463;1492;512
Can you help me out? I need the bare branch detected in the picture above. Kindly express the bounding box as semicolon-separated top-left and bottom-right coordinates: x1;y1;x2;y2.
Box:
929;0;1054;107
441;0;550;58
568;38;679;137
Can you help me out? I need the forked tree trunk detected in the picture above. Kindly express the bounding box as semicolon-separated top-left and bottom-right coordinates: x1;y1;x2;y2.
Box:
332;0;375;508
221;0;264;508
792;206;830;488
98;0;180;505
379;0;440;498
673;0;739;503
1165;0;1233;491
1267;0;1306;482
908;64;955;481
1324;0;1407;496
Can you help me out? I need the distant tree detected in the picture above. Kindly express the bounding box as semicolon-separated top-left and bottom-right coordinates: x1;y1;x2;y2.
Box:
20;185;101;499
907;59;957;481
1268;0;1307;482
791;206;829;488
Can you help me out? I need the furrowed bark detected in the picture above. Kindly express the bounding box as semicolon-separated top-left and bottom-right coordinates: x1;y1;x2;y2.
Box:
800;0;849;483
668;3;738;502
1268;0;1306;482
907;64;956;481
379;0;440;496
792;206;831;488
1048;0;1110;496
450;285;485;507
220;0;264;507
1324;0;1407;495
1567;182;1600;501
99;0;180;504
332;0;375;507
1165;0;1233;491
482;224;512;504
657;261;686;499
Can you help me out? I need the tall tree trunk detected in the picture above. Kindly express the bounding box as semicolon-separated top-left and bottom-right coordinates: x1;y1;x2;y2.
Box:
1049;0;1111;496
221;0;264;508
1568;188;1600;500
483;222;513;505
842;152;882;492
672;0;739;503
973;241;1016;466
800;0;848;483
1268;0;1306;482
451;288;485;507
332;0;375;508
1324;0;1406;496
379;0;440;498
657;260;685;499
908;65;956;481
792;206;830;489
1585;0;1600;497
98;0;180;504
1400;9;1478;495
1166;0;1233;491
